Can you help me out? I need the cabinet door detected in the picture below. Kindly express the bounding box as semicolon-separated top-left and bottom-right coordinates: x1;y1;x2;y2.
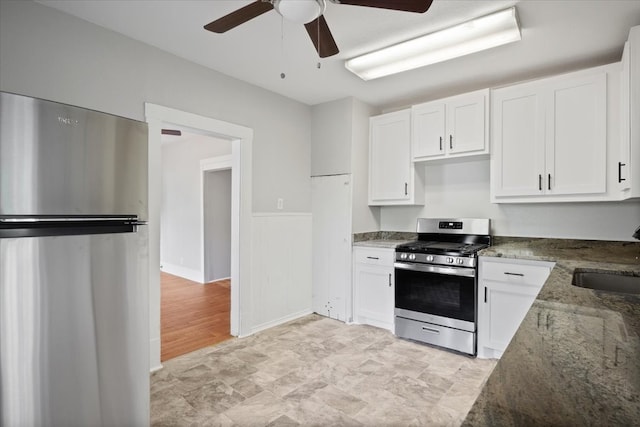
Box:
619;42;632;193
354;263;394;331
546;73;607;195
478;257;553;358
447;91;487;155
311;175;351;322
491;85;546;197
480;280;540;354
369;110;412;203
412;101;445;160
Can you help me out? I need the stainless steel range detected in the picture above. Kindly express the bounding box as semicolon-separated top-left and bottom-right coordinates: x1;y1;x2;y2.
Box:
394;218;491;355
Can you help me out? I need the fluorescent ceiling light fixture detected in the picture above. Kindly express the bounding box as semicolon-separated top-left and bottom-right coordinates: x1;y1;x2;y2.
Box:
345;7;521;81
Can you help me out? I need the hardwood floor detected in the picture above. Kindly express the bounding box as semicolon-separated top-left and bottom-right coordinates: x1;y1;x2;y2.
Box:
160;272;232;362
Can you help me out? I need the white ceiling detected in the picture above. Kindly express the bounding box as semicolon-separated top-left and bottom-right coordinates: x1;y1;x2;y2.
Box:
38;0;640;108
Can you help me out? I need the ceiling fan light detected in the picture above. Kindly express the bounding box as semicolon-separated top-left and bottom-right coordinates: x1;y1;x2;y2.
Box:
345;7;521;80
274;0;326;24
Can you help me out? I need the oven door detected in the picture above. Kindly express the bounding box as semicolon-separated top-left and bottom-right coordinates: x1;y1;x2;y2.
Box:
394;262;477;331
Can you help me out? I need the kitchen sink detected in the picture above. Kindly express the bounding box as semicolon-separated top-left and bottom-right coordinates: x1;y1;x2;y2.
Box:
572;270;640;295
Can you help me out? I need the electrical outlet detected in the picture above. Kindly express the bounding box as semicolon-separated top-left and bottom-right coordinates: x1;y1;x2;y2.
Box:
277;198;284;210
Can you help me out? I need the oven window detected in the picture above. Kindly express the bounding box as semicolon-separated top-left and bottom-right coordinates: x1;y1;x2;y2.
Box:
395;268;476;322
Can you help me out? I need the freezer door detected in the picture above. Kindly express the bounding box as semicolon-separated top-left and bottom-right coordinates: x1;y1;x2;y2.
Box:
0;227;149;427
0;92;148;220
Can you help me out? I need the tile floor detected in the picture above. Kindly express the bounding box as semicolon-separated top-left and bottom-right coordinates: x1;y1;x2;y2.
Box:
151;314;496;426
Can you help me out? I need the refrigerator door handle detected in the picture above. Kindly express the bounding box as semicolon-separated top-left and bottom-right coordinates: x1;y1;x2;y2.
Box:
0;216;138;222
0;217;142;239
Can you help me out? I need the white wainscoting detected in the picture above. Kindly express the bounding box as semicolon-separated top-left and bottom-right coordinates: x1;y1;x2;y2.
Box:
249;213;313;335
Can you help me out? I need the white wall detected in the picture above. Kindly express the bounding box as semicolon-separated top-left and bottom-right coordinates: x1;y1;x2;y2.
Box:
160;135;231;281
250;214;313;334
381;158;640;241
0;0;311;214
311;98;353;177
350;98;381;233
204;169;232;282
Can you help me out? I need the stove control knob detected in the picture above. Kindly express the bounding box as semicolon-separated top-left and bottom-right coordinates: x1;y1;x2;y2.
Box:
409;254;416;260
400;253;407;260
426;255;434;262
456;259;464;265
447;257;454;263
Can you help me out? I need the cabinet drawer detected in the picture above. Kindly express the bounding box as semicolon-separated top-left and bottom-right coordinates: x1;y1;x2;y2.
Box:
353;248;395;266
481;259;553;287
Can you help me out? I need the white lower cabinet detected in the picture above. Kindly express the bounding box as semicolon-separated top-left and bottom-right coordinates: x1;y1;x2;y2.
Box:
477;257;555;359
353;247;395;331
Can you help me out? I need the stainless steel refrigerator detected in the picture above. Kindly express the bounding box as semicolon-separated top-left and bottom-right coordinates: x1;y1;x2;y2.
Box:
0;92;149;426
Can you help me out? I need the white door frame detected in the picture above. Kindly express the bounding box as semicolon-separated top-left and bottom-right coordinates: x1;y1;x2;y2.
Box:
200;155;232;283
145;104;252;372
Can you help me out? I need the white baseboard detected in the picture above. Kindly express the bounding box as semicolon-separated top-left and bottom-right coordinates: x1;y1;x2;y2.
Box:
161;262;203;283
206;276;231;284
244;308;313;337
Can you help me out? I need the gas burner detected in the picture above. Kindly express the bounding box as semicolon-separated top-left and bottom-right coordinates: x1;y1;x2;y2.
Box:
395;218;491;268
395;241;489;256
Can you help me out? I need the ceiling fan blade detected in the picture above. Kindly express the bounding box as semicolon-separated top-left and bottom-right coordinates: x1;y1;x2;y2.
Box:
334;0;433;13
204;1;274;33
304;15;339;58
161;129;182;136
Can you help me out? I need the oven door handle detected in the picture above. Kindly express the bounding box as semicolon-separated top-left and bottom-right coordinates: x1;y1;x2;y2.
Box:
394;262;476;278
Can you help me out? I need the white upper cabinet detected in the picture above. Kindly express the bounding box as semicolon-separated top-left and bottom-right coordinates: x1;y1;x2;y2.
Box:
547;74;607;195
619;25;640;199
491;83;546;197
412;102;445;159
369;109;424;205
412;89;489;162
491;68;610;202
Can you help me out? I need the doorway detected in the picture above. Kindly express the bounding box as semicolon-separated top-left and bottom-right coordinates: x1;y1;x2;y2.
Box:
159;135;233;361
145;103;253;371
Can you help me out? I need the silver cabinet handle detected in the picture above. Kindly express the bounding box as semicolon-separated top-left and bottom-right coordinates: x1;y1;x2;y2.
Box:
439;136;443;151
449;135;453;149
484;287;487;303
548;173;551;190
538;174;542;191
366;256;379;260
422;327;440;334
404;182;408;195
388;273;392;287
504;272;524;277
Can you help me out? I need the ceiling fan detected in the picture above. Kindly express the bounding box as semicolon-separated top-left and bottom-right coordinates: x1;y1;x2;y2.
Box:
204;0;434;58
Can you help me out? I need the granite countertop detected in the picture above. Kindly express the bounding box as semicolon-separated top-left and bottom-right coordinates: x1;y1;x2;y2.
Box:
352;239;412;249
464;237;640;426
352;231;416;249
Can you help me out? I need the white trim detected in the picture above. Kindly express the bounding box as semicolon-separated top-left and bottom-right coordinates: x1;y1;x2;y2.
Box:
252;212;313;217
161;262;203;284
149;338;163;373
200;155;233;284
145;103;253;372
245;309;314;338
201;155;232;171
